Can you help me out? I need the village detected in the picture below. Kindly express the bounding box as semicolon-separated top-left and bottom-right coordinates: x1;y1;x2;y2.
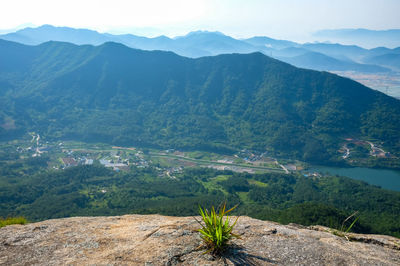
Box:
14;134;149;171
10;133;307;176
339;138;391;160
11;133;392;179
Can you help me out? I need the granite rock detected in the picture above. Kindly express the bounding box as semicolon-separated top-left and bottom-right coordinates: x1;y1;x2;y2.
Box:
0;215;399;265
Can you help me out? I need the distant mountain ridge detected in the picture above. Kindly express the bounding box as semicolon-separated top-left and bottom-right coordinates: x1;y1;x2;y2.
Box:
364;54;400;71
314;28;400;49
0;39;399;162
278;52;389;73
0;25;398;74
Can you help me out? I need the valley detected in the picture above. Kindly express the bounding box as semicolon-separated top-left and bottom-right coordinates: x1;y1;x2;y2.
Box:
1;135;400;238
2;133;398;189
0;25;399;241
3;134;296;175
332;71;400;99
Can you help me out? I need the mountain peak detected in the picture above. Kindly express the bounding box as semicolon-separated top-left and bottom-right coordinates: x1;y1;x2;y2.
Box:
187;30;225;36
176;30;227;39
37;24;56;29
1;214;399;265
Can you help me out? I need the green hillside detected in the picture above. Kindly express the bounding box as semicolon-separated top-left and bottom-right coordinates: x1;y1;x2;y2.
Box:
0;160;399;237
1;40;400;163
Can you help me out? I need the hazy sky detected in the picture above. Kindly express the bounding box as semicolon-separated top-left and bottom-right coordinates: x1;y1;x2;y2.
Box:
1;0;399;41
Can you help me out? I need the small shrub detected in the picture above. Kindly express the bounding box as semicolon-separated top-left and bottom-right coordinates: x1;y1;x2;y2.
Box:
195;202;240;255
0;217;28;228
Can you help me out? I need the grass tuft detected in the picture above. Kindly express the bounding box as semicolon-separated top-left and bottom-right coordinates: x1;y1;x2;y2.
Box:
331;211;359;240
195;202;240;255
0;217;28;228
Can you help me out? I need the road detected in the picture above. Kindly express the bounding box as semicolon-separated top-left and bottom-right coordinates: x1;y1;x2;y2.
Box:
367;141;386;156
277;162;290;174
343;145;350;159
150;153;285;173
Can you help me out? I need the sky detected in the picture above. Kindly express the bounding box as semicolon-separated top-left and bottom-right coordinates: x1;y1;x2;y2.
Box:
1;0;399;41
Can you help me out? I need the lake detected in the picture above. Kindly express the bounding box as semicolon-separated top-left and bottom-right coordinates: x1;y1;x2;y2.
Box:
310;166;400;192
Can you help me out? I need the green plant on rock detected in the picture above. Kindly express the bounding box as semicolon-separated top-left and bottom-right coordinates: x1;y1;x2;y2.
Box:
195;202;240;255
0;217;28;228
332;211;359;240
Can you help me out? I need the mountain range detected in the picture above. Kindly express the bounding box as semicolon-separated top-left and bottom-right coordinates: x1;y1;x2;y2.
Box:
1;39;399;162
313;29;400;49
1;25;399;73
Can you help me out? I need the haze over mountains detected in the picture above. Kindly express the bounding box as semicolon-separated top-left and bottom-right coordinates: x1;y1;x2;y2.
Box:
1;25;399;74
313;29;400;49
1;39;400;163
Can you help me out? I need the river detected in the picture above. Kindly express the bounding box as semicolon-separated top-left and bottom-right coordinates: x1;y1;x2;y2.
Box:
310;166;400;192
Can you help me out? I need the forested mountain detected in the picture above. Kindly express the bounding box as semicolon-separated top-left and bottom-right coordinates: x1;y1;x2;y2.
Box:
1;25;399;73
1;40;400;162
277;52;390;73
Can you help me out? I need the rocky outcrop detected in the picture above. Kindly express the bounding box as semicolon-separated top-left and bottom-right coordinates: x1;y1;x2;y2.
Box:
0;215;399;265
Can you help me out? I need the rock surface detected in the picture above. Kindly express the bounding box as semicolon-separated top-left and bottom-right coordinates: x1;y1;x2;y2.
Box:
0;215;399;265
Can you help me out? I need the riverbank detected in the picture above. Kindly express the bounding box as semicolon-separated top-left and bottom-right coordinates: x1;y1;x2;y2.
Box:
310;165;400;192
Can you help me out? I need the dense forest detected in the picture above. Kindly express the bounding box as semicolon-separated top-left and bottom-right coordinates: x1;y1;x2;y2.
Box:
1;156;399;238
1;40;400;165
